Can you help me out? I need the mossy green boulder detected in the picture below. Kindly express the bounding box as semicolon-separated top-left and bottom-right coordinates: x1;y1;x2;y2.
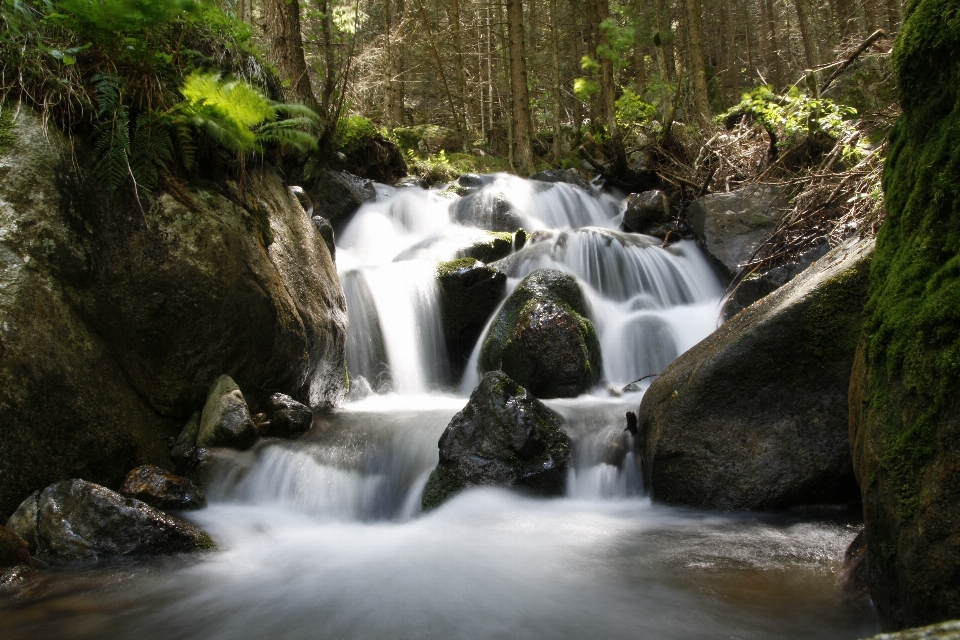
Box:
479;269;602;398
640;237;872;510
849;0;960;629
421;371;570;510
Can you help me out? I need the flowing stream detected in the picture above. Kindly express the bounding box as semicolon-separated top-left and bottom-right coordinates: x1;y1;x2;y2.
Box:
0;174;879;639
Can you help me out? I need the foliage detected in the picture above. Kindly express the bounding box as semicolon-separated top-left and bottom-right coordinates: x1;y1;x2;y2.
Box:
720;85;858;145
615;88;658;127
55;0;200;32
336;114;378;156
404;149;509;186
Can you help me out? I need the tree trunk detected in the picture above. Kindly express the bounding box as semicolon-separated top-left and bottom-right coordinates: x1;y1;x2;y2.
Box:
762;0;783;88
793;0;819;68
263;0;318;111
414;0;464;139
595;0;626;171
384;0;406;128
684;0;712;122
450;0;470;150
550;0;563;163
506;0;534;173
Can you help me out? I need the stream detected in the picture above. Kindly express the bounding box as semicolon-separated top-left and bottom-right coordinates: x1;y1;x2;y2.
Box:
0;174;880;639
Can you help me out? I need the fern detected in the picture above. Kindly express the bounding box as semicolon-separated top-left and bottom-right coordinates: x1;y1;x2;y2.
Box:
93;103;131;192
129;112;173;193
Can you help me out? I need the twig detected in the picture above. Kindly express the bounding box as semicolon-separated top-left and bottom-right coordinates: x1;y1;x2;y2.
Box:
697;166;717;197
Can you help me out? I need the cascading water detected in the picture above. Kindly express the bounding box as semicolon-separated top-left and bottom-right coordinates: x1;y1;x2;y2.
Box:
0;174;879;640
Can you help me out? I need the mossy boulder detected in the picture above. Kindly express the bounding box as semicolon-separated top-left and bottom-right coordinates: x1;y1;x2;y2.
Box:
421;371;570;510
479;269;602;398
849;0;960;629
455;231;514;263
0;109;347;518
196;375;257;450
5;479;214;562
860;620;960;640
640;237;872;511
436;258;507;377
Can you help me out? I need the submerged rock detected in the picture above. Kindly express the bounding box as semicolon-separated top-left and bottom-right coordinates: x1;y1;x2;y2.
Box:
453;190;523;232
687;183;787;280
621;190;671;235
530;168;591;192
119;465;207;511
640;237;873;511
421;372;570;509
479;269;601;398
262;393;313;438
5;480;214;562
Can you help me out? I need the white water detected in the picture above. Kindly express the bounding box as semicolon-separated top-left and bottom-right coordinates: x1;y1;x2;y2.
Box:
0;175;879;640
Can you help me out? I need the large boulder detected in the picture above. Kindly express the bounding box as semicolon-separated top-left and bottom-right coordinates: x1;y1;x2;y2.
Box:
5;479;213;561
849;2;960;629
119;465;207;511
436;258;507;376
0;109;347;517
640;237;873;511
421;372;570;509
530;168;591;192
196;375;258;449
687;183;787;280
302;168;376;226
479;269;602;398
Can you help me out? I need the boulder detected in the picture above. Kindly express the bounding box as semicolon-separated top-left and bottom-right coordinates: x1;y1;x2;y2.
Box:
311;215;336;261
640;237;873;511
119;465;207;511
0;109;348;517
303;169;376;225
170;412;201;461
455;231;514;263
621;190;671;234
262;393;313;438
5;479;213;561
723;238;831;318
174;447;218;485
479;269;602;398
0;526;32;570
197;375;258;450
859;621;960;640
453;191;523;232
421;372;570;509
530;168;591;192
436;258;507;375
686;183;787;280
849;5;960;629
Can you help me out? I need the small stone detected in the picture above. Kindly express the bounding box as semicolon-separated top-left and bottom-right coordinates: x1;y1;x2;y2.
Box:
263;393;313;438
197;375;258;450
120;464;207;511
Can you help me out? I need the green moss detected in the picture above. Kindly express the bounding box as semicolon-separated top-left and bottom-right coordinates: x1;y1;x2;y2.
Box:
458;231;513;263
804;254;872;372
436;257;480;278
420;466;465;511
864;0;960;521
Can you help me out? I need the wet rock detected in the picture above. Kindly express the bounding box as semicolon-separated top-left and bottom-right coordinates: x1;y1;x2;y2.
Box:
0;564;33;588
5;479;214;562
479;269;602;398
453;191;523;232
170;412;201;461
437;258;507;376
119;465;207;511
0;110;349;516
530;168;591;191
311;215;336;261
0;526;33;570
842;530;869;601
859;621;960;640
621;190;671;234
395;176;426;189
686;183;788;280
347;375;374;401
421;372;570;509
196;375;258;450
455;231;514;263
262;393;313;438
640;237;873;511
723;239;830;318
174;447;218;485
304;169;376;225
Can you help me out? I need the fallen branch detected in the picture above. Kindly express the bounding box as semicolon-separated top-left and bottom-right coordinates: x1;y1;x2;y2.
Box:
820;29;888;94
697;166;718;197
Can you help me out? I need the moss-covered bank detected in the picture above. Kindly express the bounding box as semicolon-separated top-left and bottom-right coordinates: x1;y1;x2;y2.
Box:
850;0;960;629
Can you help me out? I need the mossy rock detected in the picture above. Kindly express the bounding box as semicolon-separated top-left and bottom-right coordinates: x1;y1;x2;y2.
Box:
455;231;514;263
479;269;601;398
421;371;569;510
640;237;872;511
850;0;960;629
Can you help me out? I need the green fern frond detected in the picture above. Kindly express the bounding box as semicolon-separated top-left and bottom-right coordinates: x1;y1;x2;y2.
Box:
92;72;122;119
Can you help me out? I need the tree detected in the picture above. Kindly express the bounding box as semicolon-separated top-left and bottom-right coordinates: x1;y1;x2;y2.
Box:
263;0;318;112
506;0;534;172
